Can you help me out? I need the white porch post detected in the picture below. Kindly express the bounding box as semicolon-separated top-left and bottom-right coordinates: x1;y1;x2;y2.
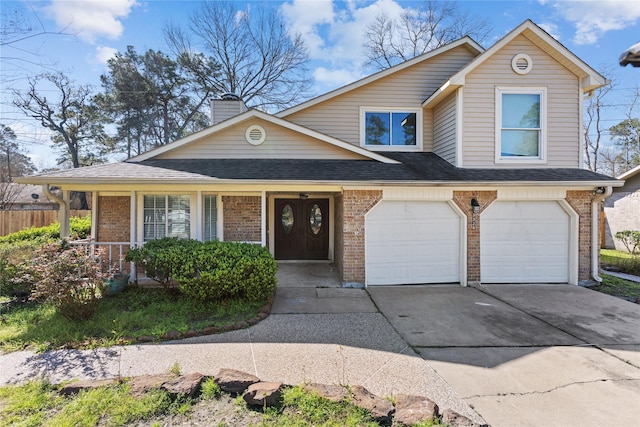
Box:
130;191;137;278
42;185;69;238
261;191;267;247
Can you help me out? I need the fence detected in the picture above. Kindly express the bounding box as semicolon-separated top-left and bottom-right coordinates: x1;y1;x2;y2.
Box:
0;210;90;236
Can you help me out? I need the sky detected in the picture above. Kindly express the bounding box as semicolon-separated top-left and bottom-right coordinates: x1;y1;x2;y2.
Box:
1;0;639;170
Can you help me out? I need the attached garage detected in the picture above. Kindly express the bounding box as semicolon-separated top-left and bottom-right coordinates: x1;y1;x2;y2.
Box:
480;200;576;284
365;200;463;285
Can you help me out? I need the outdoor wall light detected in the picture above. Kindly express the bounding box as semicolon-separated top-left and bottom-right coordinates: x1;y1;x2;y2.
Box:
471;198;480;213
595;187;606;194
299;193;309;200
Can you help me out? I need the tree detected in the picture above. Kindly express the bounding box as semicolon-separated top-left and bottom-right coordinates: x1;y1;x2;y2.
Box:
583;75;614;173
13;72;110;209
164;1;311;110
0;124;36;182
610;118;640;171
363;0;491;70
99;46;216;156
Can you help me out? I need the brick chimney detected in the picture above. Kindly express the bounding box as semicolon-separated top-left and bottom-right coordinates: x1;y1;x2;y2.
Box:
210;93;248;125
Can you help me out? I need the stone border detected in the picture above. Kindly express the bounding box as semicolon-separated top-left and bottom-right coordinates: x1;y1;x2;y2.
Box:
59;368;487;427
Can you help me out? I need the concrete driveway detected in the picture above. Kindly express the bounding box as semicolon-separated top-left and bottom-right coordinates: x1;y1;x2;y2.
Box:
368;284;640;427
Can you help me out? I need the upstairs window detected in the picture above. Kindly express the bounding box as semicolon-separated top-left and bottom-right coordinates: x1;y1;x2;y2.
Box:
361;108;421;151
496;88;546;163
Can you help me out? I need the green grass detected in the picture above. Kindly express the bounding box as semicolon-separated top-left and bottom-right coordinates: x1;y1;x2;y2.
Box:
0;380;174;427
591;274;640;301
0;382;409;427
0;286;265;353
601;249;640;276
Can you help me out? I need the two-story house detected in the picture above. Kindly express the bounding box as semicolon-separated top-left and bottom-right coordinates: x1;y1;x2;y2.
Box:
19;20;621;287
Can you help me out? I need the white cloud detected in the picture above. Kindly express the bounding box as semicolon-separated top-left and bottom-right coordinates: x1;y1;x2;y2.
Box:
45;0;137;43
281;0;405;87
549;0;640;45
538;22;560;41
95;46;118;64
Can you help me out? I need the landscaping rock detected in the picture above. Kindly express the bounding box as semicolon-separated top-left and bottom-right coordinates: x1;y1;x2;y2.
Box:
162;373;205;398
234;321;249;329
183;329;198;338
303;383;349;402
129;373;176;397
214;368;260;394
59;378;119;395
441;408;484;427
163;330;181;340
259;303;271;315
349;385;394;423
243;381;283;407
137;335;155;343
394;394;439;426
201;326;218;335
247;317;260;326
256;311;269;320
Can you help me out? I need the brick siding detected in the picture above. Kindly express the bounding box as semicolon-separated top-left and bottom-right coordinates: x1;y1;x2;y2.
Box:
565;190;596;283
223;196;262;242
340;189;382;284
452;191;497;284
97;196;130;243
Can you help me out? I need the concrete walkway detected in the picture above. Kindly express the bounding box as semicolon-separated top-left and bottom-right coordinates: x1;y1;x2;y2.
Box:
0;263;483;424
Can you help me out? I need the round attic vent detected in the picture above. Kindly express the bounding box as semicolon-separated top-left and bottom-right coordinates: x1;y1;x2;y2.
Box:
512;53;532;74
245;125;266;145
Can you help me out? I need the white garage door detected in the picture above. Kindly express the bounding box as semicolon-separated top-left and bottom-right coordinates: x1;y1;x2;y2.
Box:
481;201;569;283
366;201;461;285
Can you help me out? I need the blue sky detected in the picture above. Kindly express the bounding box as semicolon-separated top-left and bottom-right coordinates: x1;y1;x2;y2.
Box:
2;0;639;169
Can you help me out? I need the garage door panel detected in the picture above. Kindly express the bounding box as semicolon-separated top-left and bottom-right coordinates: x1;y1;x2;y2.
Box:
366;201;461;285
481;201;569;283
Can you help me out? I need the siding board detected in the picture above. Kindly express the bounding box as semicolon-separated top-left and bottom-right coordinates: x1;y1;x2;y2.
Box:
462;35;581;168
433;92;457;164
156;118;366;160
286;46;477;151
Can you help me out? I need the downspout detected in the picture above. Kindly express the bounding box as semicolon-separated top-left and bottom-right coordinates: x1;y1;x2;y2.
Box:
591;186;613;283
42;185;70;238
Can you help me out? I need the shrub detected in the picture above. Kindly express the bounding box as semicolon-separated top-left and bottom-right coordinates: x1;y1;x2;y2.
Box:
614;230;640;255
0;241;40;296
20;241;106;321
125;239;277;302
0;215;92;245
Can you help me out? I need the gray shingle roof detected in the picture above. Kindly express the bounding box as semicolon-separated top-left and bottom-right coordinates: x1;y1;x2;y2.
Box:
17;153;619;185
138;153;618;183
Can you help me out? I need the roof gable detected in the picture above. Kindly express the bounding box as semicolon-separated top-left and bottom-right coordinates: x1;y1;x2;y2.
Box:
277;37;484;118
423;20;606;107
129;109;399;164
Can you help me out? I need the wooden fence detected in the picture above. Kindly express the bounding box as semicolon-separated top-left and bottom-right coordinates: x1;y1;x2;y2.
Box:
0;210;90;237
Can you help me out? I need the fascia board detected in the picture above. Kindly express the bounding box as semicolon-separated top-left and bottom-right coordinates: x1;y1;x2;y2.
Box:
617;164;640;180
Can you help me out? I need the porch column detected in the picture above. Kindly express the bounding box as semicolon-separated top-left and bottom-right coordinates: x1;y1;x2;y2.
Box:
261;191;267;247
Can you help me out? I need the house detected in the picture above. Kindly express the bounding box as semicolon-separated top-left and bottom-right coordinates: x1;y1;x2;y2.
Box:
604;165;640;252
0;184;58;210
17;20;622;287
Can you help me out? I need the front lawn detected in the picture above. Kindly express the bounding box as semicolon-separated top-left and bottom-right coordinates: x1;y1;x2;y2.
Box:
590;273;640;302
601;249;640;276
0;286;267;353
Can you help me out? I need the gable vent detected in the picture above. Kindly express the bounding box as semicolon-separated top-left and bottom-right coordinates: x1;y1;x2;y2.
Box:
512;53;532;75
245;125;266;145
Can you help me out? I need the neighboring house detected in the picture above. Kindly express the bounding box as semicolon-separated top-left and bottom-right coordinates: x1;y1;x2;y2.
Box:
18;20;622;287
1;184;58;210
604;165;640;252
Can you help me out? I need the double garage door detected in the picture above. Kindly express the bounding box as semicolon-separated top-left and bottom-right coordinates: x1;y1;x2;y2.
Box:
365;199;571;286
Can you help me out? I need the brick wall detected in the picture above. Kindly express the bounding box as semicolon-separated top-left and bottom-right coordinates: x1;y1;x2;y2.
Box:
565;190;595;283
223;196;262;242
452;190;497;284
340;189;382;284
334;194;344;279
97;196;130;242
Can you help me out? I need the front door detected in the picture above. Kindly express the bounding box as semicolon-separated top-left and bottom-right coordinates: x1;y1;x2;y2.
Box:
274;198;329;260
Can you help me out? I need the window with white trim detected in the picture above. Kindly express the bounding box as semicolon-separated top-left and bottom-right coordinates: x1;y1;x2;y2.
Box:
143;194;190;241
496;88;546;162
203;194;218;241
361;108;421;151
